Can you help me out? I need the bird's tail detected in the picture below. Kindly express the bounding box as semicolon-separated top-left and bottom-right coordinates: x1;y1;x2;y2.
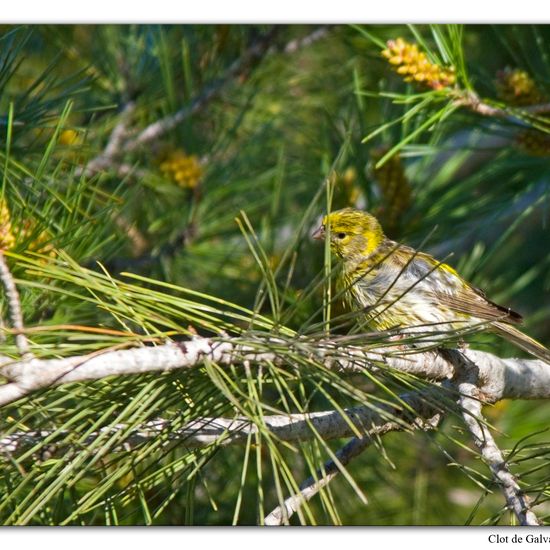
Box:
493;322;550;364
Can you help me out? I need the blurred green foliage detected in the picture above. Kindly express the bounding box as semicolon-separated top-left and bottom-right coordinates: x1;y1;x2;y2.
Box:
0;24;549;526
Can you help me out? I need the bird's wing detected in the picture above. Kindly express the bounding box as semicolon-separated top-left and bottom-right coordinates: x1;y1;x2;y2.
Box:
429;270;523;325
381;245;523;326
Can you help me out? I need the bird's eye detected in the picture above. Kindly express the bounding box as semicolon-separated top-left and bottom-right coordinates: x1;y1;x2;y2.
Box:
337;232;346;239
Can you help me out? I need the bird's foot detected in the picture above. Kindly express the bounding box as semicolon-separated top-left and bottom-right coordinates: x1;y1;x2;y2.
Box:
458;339;469;352
387;331;414;353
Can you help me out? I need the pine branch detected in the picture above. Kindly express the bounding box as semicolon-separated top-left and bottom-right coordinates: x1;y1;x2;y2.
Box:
79;26;335;181
264;413;441;525
1;337;545;524
0;335;549;408
125;27;281;154
0;381;442;524
76;102;136;178
450;350;540;526
277;25;334;55
524;103;550;115
264;436;373;526
0;254;31;358
454;89;550;122
79;26;281;181
0;386;443;456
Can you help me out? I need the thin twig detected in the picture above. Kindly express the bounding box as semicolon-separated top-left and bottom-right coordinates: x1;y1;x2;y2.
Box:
455;90;550;122
278;25;334;55
78;102;136;178
102;102;136;158
0;253;31;358
265;436;372;526
450;350;540;526
523;102;550;115
264;414;441;525
72;28;281;185
111;212;149;256
125;25;334;154
123;27;280;155
455;91;506;118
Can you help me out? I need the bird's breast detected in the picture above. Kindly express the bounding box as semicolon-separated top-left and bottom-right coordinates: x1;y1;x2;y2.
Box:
339;258;461;331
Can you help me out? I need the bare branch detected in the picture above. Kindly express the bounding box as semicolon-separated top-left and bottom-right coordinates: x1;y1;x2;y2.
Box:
455;92;506;118
0;380;445;456
0;336;549;408
264;436;372;526
72;28;281;182
122;27;280;155
125;25;335;155
78;102;136;178
523;102;550;115
264;414;441;525
102;103;137;160
0;315;5;344
278;25;334;55
454;90;550;123
451;350;540;526
0;254;31;358
0;336;547;525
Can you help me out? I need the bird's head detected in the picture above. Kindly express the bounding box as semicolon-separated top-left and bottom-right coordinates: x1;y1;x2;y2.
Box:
312;208;385;260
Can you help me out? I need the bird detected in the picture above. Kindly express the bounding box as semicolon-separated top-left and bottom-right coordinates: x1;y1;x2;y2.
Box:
312;207;550;363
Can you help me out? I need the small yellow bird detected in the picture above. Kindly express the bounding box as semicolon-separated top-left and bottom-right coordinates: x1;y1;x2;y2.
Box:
313;207;550;363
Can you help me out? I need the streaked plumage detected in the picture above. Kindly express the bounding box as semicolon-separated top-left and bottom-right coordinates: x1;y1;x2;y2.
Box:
312;207;550;363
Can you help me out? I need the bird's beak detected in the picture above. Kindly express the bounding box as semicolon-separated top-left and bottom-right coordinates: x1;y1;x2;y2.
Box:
312;225;325;241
